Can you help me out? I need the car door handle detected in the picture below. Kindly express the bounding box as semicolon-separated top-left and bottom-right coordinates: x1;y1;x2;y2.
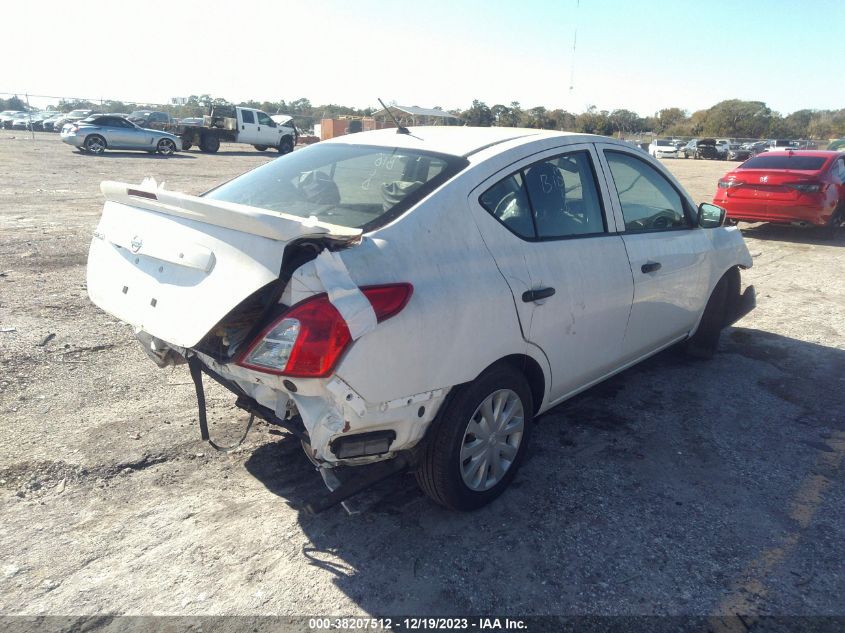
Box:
641;262;662;274
241;125;245;130
522;287;556;303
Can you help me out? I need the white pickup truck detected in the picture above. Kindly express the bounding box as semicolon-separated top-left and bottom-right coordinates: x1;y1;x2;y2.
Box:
179;106;298;154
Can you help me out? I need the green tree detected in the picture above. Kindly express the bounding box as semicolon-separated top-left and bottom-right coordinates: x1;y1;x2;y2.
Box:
655;107;687;133
702;100;771;138
462;100;494;126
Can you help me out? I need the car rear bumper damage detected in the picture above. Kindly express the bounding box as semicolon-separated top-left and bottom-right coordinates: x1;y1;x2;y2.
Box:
183;351;441;513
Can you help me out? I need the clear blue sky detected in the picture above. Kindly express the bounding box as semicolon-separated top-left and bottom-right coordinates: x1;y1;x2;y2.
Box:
5;0;843;116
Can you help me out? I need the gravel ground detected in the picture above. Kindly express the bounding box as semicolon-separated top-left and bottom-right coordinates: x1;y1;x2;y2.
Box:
0;133;843;620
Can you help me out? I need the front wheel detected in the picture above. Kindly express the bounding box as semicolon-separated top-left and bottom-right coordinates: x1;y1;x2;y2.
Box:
415;364;533;510
277;136;294;154
156;138;176;155
84;135;106;155
685;274;731;359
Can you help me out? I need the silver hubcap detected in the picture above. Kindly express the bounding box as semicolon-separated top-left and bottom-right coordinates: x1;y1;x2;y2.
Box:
88;138;103;152
159;140;173;154
460;389;524;491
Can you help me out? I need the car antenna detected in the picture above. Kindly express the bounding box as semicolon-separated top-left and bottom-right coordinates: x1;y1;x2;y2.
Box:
378;98;410;135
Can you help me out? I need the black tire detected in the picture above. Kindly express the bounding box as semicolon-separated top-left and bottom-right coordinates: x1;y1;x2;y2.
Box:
415;363;533;511
156;138;176;156
819;201;845;240
200;134;220;153
277;136;294;154
182;139;192;151
685;274;730;359
253;144;268;151
84;134;106;155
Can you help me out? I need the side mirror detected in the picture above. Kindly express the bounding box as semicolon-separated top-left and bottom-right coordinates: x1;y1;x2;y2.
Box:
698;202;726;228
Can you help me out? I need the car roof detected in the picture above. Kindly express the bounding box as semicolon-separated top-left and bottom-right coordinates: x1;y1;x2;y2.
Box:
762;150;842;158
323;126;573;157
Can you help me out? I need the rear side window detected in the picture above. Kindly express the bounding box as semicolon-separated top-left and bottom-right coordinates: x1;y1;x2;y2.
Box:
479;173;534;239
604;151;689;232
740;155;827;171
241;110;255;124
479;150;606;240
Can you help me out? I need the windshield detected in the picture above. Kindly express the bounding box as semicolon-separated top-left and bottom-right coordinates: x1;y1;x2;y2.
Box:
740;155;828;171
129;111;150;118
205;143;468;231
654;140;673;146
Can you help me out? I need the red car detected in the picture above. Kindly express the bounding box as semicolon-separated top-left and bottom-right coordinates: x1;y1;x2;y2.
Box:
713;151;845;233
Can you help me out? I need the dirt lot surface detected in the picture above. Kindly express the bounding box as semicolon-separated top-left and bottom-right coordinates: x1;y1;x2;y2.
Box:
1;134;843;620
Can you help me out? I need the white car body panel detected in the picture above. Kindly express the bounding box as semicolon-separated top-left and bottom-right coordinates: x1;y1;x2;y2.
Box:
87;182;360;348
85;127;754;468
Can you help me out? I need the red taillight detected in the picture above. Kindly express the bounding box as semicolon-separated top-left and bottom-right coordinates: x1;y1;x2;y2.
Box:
237;283;412;378
785;182;822;193
718;179;742;189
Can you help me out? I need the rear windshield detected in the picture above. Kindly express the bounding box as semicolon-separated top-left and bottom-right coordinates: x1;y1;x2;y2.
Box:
740;155;828;171
205;143;468;231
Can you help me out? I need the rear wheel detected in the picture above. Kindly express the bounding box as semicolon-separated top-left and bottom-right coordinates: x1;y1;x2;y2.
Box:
415;364;533;510
253;144;268;151
156;138;176;156
199;134;220;153
84;135;106;155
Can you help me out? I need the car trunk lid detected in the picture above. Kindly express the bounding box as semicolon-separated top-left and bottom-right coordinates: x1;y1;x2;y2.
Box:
722;169;822;201
87;181;361;349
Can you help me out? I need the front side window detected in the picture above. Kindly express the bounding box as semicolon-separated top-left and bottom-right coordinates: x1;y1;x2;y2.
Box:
241;110;255;124
257;112;274;126
605;151;690;232
479;150;607;240
205;144;466;231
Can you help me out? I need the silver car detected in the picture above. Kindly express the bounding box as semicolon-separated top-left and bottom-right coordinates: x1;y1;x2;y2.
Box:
61;115;182;156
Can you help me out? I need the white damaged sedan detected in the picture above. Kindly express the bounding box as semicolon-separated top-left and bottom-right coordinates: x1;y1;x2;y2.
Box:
86;127;755;511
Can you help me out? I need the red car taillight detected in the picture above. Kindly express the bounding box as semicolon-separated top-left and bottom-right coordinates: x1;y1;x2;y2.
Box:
717;179;742;189
236;283;413;378
785;182;822;193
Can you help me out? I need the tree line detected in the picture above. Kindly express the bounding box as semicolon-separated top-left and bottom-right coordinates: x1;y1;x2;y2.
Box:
2;94;843;139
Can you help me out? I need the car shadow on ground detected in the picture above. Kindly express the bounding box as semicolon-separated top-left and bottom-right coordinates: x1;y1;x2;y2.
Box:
75;150;196;160
242;327;845;615
183;149;281;158
739;222;845;246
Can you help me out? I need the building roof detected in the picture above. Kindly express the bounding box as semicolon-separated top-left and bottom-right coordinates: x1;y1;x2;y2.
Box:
374;105;460;119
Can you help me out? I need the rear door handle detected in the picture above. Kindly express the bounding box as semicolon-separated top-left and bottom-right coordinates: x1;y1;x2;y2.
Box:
641;262;662;274
522;287;556;303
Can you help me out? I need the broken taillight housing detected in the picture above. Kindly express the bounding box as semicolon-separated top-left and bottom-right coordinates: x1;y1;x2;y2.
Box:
237;284;413;378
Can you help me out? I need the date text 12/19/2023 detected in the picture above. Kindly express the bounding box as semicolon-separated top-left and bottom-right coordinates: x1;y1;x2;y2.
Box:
308;618;528;630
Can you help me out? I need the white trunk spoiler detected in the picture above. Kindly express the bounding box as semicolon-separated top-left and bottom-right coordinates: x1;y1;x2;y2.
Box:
87;182;362;349
99;181;362;242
